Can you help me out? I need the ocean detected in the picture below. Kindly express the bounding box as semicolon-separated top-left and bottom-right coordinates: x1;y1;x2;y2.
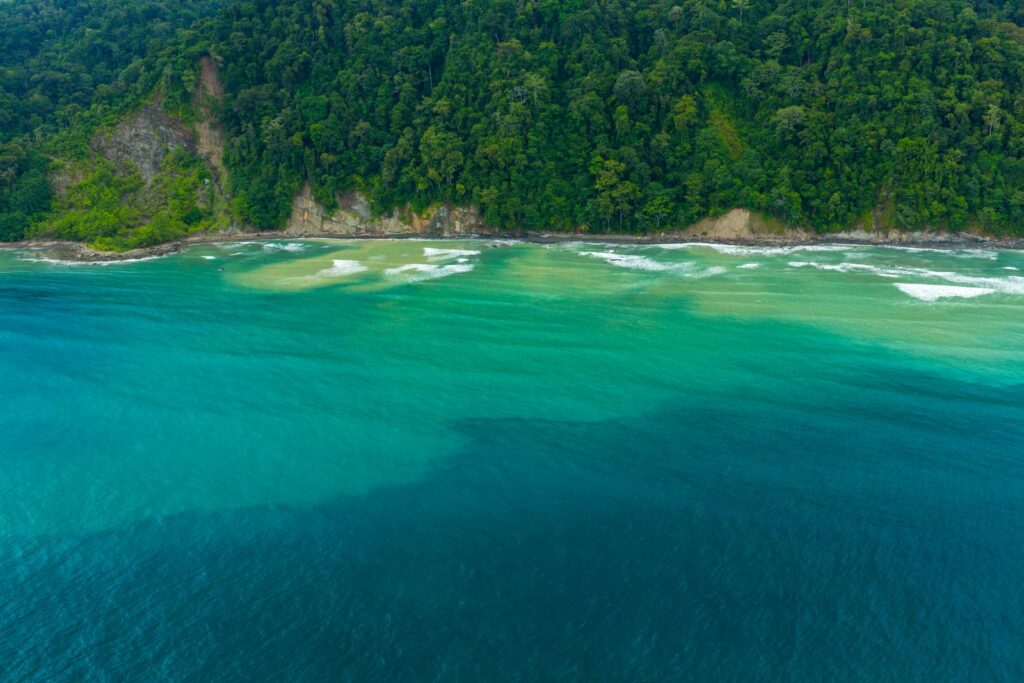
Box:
1;239;1023;681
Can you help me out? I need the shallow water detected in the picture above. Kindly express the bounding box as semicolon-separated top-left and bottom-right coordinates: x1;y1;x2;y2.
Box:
2;240;1023;680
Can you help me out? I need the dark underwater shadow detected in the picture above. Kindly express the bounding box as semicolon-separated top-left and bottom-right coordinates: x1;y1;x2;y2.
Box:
3;367;1024;682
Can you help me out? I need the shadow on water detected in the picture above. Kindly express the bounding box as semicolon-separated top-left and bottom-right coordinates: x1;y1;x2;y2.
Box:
3;370;1024;682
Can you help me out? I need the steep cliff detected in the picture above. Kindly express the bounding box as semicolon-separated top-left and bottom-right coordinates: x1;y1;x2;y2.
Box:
92;106;197;184
31;55;234;250
193;55;228;196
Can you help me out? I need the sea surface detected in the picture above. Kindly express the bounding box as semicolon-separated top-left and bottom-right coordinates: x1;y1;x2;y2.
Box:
1;239;1023;681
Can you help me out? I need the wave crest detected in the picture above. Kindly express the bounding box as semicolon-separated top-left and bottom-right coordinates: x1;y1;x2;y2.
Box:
315;259;367;278
894;283;995;301
384;262;474;283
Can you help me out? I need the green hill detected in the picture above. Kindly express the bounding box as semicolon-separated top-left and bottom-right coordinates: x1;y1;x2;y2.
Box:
2;0;1023;248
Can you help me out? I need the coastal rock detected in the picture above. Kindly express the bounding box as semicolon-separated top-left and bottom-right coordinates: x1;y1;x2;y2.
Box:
676;208;809;240
668;208;992;246
829;228;990;244
286;183;496;236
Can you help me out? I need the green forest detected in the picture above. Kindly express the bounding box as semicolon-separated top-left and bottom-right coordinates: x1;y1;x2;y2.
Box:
2;0;1023;246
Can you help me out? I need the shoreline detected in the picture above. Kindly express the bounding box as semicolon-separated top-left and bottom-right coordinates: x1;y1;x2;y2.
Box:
3;228;1024;262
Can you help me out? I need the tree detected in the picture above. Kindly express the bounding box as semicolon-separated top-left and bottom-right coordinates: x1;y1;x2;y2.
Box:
4;0;1024;244
419;127;463;192
591;156;640;230
984;104;1002;136
640;191;674;232
613;70;646;107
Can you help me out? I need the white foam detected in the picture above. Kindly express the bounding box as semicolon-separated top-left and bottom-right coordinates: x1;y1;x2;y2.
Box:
554;240;618;250
582;250;728;279
788;261;900;277
584;251;681;271
262;242;306;252
423;247;480;261
933;271;1024;296
1003;266;1020;271
315;259;367;278
888;246;946;254
792;245;852;254
217;241;259;249
955;249;999;260
789;260;1024;295
384;262;474;283
202;255;216;260
650;243;694;250
737;263;761;270
661;243;852;256
18;254;165;266
894;283;995;301
885;246;998;260
692;266;727;279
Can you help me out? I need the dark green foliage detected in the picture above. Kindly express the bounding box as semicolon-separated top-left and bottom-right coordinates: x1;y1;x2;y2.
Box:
0;0;228;143
0;0;227;240
2;0;1024;241
207;0;1024;234
0;143;51;240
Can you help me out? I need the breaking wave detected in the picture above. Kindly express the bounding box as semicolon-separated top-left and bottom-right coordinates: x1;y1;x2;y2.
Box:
315;259;367;278
894;283;995;302
581;251;726;279
384;262;474;283
424;247;481;261
656;243;852;256
262;242;306;252
18;254;166;266
584;251;682;271
789;261;1024;295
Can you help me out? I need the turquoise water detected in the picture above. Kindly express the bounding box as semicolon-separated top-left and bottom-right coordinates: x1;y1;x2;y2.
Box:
2;239;1023;680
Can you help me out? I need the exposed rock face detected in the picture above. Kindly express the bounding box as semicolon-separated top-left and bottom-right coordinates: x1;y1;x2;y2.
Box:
827;227;989;244
286;183;496;236
92;106;195;183
49;164;85;197
671;208;992;244
194;55;227;191
676;208;808;240
75;56;226;201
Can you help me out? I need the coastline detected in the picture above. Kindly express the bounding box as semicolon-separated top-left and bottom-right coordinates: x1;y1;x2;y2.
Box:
3;227;1023;263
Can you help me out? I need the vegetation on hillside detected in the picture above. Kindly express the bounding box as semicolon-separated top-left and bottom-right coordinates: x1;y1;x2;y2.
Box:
0;0;226;247
1;0;1023;245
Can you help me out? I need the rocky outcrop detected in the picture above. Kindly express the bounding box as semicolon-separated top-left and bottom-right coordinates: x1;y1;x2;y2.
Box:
286;182;496;236
91;106;196;183
194;55;227;192
826;227;990;244
675;208;808;240
49;163;86;197
668;207;991;245
75;56;226;201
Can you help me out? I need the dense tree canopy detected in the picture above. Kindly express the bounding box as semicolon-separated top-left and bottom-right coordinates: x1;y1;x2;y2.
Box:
2;0;1024;243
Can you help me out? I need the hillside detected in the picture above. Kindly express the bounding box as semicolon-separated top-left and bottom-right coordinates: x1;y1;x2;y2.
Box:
2;0;1023;249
